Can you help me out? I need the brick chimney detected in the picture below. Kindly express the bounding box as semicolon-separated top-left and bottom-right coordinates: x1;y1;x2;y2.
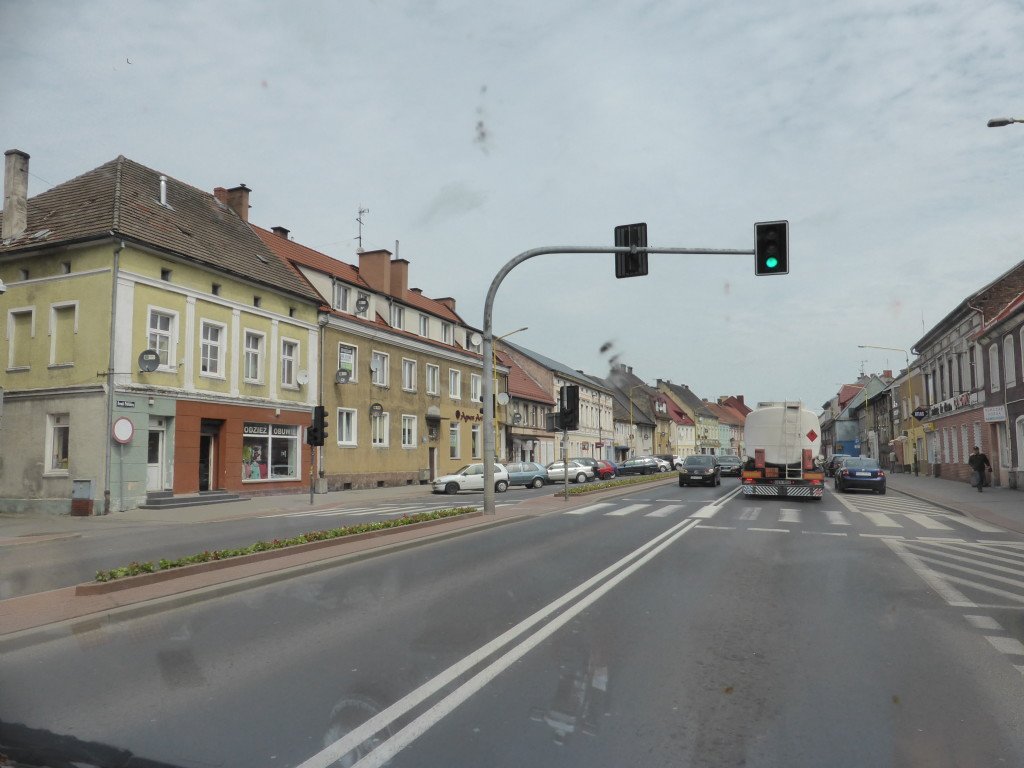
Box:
213;187;228;204
225;184;250;222
272;226;290;239
883;369;892;379
3;149;30;240
436;297;457;313
389;258;409;300
358;249;392;294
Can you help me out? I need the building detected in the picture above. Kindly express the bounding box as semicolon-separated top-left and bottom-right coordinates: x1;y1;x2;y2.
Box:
0;151;323;513
499;350;557;465
658;379;720;454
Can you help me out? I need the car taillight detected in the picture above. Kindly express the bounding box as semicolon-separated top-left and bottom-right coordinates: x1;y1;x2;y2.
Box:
877;470;885;478
839;469;848;477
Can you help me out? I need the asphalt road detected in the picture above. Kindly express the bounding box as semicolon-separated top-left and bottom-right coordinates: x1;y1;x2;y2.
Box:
4;479;1024;767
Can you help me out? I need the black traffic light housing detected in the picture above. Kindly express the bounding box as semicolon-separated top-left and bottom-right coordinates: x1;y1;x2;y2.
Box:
615;223;648;278
755;220;789;276
307;405;327;446
560;385;580;431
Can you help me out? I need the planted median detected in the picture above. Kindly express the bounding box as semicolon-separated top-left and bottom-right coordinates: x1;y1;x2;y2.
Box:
555;471;676;497
93;507;478;583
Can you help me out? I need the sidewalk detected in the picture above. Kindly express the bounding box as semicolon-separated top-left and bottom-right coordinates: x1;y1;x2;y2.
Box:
886;472;1024;535
0;477;678;651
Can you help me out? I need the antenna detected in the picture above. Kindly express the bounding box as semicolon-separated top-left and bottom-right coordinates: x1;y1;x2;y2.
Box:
356;206;369;252
859;359;868;376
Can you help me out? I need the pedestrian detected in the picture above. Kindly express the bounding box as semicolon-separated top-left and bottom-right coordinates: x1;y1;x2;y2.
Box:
967;446;992;493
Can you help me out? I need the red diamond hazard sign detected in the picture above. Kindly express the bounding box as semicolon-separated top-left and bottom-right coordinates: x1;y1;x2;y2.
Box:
806;429;818;442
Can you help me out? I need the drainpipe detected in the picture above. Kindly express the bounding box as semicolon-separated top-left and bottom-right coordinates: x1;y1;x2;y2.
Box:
103;235;124;514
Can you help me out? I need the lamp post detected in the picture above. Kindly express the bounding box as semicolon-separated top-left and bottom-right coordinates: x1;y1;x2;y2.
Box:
492;326;528;463
987;117;1024;127
857;344;910;370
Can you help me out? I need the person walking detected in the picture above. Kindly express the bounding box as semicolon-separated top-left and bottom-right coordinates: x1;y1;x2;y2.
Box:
967;446;992;492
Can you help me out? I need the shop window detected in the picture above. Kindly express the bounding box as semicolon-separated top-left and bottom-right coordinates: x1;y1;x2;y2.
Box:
242;423;299;481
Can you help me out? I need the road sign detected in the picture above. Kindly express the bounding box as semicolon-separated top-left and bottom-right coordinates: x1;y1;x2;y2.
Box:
614;223;648;278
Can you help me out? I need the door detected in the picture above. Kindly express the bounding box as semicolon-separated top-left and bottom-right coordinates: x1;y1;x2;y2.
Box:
199;435;213;492
146;426;165;491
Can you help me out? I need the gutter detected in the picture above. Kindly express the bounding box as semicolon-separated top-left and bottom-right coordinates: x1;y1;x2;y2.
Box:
103;235;124;514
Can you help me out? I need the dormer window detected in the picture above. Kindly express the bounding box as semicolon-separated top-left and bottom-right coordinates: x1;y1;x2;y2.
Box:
390;304;405;330
442;322;453;344
333;284;350;312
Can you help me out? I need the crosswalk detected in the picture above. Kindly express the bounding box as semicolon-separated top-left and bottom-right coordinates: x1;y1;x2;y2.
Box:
885;539;1024;607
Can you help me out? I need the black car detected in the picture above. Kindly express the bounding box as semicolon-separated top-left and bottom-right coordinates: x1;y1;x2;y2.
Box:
825;454;852;477
716;455;743;477
678;455;721;486
618;457;660;475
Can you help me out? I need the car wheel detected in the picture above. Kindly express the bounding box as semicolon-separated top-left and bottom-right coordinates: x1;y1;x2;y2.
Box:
576;473;587;484
679;478;685;487
531;477;544;489
879;486;886;495
444;482;459;495
495;480;508;493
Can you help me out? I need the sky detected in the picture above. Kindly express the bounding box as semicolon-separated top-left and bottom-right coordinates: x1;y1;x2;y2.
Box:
2;0;1023;412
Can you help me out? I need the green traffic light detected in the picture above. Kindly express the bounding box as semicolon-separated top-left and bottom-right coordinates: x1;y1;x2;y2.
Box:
766;256;778;269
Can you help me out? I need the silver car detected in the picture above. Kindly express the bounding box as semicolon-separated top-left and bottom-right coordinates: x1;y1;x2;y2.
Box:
545;460;594;483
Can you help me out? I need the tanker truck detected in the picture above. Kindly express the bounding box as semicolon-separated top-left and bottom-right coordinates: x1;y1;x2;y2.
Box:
740;401;824;499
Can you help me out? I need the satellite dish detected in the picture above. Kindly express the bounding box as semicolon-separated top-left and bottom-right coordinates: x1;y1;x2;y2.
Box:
513;413;522;424
469;332;482;347
335;369;351;384
369;402;384;416
138;349;160;372
496;392;510;405
368;358;380;373
296;370;309;386
355;296;369;314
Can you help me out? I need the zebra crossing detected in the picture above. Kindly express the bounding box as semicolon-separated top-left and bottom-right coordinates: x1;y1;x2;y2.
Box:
259;500;517;520
560;496;1013;537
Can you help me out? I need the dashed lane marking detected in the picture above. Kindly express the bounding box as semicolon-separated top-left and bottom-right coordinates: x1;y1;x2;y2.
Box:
824;510;850;526
646;505;684;518
985;636;1024;655
748;527;789;533
965;615;1003;630
565;503;613;516
903;512;954;530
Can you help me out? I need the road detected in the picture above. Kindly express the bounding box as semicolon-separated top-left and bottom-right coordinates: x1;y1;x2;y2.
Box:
4;479;1024;767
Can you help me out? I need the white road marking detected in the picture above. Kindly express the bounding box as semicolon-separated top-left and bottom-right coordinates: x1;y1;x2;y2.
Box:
802;531;847;537
297;517;701;768
985;636;1024;656
606;504;648;517
748;527;789;533
940;515;1007;533
883;539;976;607
646;505;684;518
696;525;735;531
903;513;953;530
907;552;1024;593
565;503;613;516
924;542;1024;567
1015;665;1024;676
779;508;801;523
861;511;901;528
940;574;1024;604
824;510;850;526
739;507;761;521
965;615;1003;630
689;505;720;519
860;534;905;539
903;544;1024;580
916;536;965;542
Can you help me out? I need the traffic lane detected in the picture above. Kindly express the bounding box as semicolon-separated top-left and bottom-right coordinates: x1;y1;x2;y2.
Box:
0;496;702;766
381;526;1024;767
0;494;517;599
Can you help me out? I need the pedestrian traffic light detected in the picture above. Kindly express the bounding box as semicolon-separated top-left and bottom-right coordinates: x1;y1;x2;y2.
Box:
614;223;648;278
307;405;327;446
560;385;580;431
755;220;789;276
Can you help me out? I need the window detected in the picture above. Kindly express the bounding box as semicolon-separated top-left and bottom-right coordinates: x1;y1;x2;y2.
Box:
49;303;77;367
961;424;969;461
470;373;482;402
253;296;262;308
243;331;265;382
402;415;417;448
148;309;176;368
333;283;350;312
1004;334;1017;387
442;322;453;344
989;343;1001;392
241;423;300;481
371;351;389;387
61;261;71;274
281;339;299;387
449;423;460;459
390;304;405;330
7;308;34;369
471;424;481;458
419;315;429;337
200;321;224;377
426;364;440;395
160;268;172;282
402;358;417;391
212;283;221;296
372;412;390;447
974;343;985;389
337;408;357;446
338;343;357;382
449;369;462;399
47;413;70;474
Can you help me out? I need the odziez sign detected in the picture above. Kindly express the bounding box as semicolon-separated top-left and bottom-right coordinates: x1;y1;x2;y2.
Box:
913;407;927;421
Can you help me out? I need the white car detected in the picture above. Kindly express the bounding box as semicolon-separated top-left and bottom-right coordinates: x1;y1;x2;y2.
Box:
545;460;593;484
433;463;509;494
651;457;672;472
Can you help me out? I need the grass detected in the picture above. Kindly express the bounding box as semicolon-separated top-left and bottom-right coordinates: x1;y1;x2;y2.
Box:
94;507;478;582
554;471;676;496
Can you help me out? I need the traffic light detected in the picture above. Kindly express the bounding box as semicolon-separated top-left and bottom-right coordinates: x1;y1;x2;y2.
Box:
614;223;648;278
307;405;327;446
755;220;789;276
560;385;580;431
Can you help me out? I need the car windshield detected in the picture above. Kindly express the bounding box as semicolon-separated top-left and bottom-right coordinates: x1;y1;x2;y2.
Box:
8;5;1024;767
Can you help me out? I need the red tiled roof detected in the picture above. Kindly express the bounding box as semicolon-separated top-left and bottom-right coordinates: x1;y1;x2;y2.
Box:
837;384;864;409
400;289;463;326
664;398;694;426
497;351;556;404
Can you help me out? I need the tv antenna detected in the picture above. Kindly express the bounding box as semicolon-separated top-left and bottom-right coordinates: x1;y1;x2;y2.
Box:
356;207;369;252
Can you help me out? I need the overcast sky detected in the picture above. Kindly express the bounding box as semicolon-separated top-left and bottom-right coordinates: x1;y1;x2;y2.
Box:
3;0;1023;412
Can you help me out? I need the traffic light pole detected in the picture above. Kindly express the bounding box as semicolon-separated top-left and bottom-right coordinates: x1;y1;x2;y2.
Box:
482;245;753;515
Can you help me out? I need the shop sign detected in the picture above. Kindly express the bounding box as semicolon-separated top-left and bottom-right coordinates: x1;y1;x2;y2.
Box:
984;405;1007;423
244;423;270;436
928;391;980;417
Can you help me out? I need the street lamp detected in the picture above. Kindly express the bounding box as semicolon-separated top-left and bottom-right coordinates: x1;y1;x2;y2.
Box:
857;344;910;369
987;117;1024;127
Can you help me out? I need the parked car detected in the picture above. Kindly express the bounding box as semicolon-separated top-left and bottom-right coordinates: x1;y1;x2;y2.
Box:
432;463;510;494
504;461;549;489
825;454;852;477
678;455;721;486
546;460;593;483
649;456;672;472
655;454;684;469
594;459;617;480
617;456;661;475
834;457;886;494
570;457;601;477
717;455;744;477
